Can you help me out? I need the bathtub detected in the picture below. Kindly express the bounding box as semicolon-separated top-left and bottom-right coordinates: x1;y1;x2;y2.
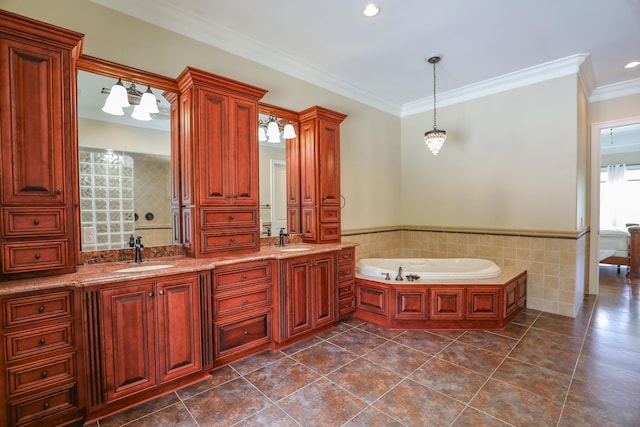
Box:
354;257;526;330
357;258;502;281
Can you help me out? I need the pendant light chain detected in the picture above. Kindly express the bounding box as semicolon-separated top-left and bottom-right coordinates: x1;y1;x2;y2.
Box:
432;60;437;130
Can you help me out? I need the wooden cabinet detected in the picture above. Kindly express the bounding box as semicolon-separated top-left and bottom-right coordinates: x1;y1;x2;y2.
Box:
0;288;85;427
0;11;83;280
212;260;275;366
298;107;347;243
83;273;205;420
177;67;267;257
337;247;356;319
278;253;336;342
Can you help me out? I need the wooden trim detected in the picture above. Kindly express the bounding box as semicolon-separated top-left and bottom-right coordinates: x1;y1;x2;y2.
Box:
342;225;589;240
76;55;178;92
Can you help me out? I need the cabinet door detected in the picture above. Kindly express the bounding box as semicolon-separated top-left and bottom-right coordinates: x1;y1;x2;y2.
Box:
285;258;312;337
101;283;156;402
156;275;202;383
311;255;335;327
317;119;341;206
198;89;229;204
299;122;316;205
229;97;259;205
0;38;67;205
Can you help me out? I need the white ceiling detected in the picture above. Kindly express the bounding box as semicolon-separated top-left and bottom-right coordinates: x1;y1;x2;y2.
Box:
89;0;640;116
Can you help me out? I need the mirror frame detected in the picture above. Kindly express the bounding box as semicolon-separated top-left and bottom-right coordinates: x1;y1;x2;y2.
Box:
75;55;179;258
258;103;301;235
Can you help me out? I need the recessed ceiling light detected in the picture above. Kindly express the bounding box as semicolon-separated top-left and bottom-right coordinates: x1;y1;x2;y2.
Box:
362;3;380;17
624;61;640;69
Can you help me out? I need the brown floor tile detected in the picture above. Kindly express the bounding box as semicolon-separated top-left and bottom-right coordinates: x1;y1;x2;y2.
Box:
316;321;355;339
573;353;640;396
428;329;467;340
235;404;299;427
176;366;239;399
410;358;488;403
291;340;358;375
183;377;271;427
470;379;562;427
279;336;323;355
585;326;640;353
533;312;589;337
125;402;196;427
340;316;365;327
373;379;465;427
230;349;286;375
278;378;367;427
450;407;511;426
558;405;626;427
511;308;541;326
364;340;432;376
343;406;404;427
243;357;320;401
436;341;505;375
509;328;581;375
487;322;528;340
492;357;571;401
391;330;453;355
98;393;181;427
578;337;640;372
327;357;403;403
456;330;518;356
356;322;406;339
327;328;387;355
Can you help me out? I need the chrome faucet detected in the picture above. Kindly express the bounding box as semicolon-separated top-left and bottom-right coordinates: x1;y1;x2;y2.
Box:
396;266;403;281
129;235;144;263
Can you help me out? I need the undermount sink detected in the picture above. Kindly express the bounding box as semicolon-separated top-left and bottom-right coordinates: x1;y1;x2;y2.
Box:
114;264;175;273
280;247;312;252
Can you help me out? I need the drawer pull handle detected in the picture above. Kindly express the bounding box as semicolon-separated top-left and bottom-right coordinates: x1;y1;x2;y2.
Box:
38;306;45;313
44;402;50;409
39;338;46;345
243;331;248;335
41;371;48;378
34;219;40;225
34;253;41;259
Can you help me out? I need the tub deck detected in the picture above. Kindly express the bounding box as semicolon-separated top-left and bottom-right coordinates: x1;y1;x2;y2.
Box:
354;267;527;330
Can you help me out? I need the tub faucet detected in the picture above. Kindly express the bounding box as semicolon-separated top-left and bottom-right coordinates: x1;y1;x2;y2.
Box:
396;266;403;281
133;236;144;263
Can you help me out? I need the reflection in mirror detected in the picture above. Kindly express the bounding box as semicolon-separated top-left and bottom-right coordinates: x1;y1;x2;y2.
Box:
77;70;172;251
258;106;299;237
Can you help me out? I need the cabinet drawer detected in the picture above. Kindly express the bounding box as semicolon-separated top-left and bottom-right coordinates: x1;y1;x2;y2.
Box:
338;281;355;299
214;286;272;318
2;240;68;274
9;383;77;426
212;260;273;291
338;296;355;318
338;264;354;282
201;208;258;228
319;223;340;242
7;353;76;396
2;207;66;237
5;322;74;362
320;206;340;223
4;291;73;327
337;248;354;265
201;230;258;253
215;310;271;356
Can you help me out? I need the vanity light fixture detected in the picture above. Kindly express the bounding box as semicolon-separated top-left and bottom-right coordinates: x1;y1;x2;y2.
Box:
258;116;297;143
101;79;159;121
424;55;447;155
362;3;380;17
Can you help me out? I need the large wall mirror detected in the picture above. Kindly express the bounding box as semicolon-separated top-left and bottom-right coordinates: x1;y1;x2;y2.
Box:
76;56;178;251
258;104;300;237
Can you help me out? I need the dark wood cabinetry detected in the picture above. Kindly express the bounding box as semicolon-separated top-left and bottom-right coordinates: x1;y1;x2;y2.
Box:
83;273;205;421
0;11;82;280
337;247;356;319
212;260;275;366
278;253;336;343
177;68;267;256
0;288;85;427
298;107;347;243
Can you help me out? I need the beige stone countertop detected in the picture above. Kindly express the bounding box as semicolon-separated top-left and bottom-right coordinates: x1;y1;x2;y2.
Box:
0;242;358;295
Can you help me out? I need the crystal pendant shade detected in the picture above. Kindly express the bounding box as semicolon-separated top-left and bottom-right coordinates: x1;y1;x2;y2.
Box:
424;129;447;155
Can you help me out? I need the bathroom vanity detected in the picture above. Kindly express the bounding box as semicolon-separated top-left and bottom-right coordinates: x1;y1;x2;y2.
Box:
0;10;353;427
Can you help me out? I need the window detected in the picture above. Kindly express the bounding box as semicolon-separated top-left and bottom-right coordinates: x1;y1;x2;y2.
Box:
600;164;640;229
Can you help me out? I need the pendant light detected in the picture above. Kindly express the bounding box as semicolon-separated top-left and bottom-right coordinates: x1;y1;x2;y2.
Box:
424;55;446;155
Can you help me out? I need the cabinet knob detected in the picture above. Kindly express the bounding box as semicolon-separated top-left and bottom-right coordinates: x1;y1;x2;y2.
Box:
39;338;45;345
158;290;164;295
243;331;248;335
229;215;234;220
38;306;45;313
43;402;50;409
34;253;41;260
56;189;62;195
242;274;247;280
242;299;249;304
148;292;154;297
41;371;48;378
230;238;235;243
33;219;40;225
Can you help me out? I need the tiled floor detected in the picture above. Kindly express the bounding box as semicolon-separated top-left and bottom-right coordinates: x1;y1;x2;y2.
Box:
93;266;640;426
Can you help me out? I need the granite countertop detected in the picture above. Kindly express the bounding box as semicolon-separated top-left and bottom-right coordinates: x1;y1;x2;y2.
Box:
0;242;358;295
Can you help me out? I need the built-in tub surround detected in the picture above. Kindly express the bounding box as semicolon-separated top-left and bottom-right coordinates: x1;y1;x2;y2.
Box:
343;226;588;317
357;258;502;280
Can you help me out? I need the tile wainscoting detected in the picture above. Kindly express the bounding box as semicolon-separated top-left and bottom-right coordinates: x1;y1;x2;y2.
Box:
342;226;589;317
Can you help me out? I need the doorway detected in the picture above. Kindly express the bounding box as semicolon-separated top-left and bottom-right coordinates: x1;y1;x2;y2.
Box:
270;160;287;233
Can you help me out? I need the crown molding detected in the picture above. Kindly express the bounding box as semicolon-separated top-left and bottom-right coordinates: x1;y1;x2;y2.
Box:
401;54;589;117
589;78;640;103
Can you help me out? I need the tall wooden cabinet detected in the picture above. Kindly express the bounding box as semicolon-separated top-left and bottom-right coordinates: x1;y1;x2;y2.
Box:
298;107;347;243
0;11;83;280
177;67;267;257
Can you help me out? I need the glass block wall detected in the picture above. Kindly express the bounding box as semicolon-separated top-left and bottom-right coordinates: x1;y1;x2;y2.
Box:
79;149;135;251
